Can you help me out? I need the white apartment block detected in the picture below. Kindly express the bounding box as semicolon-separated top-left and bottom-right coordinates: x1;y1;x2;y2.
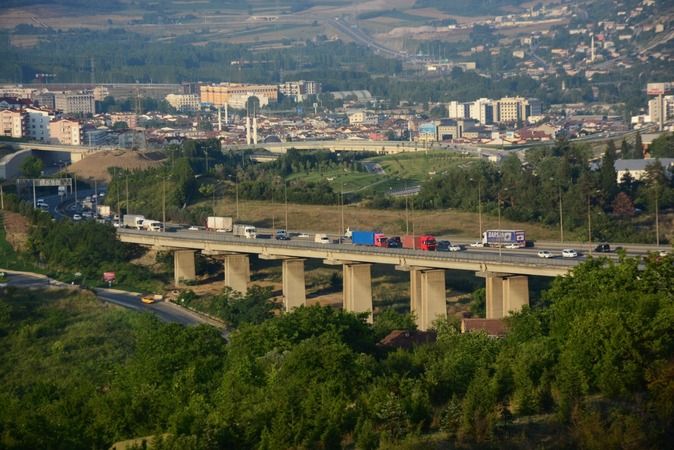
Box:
49;119;82;145
165;93;200;112
0;109;25;138
279;80;322;102
54;91;95;115
648;96;674;123
24;107;51;142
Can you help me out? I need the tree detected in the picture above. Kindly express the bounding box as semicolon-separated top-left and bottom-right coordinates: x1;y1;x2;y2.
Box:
633;131;643;159
600;141;619;201
112;121;129;130
611;192;635;217
20;156;43;178
648;132;674;158
620;139;631;158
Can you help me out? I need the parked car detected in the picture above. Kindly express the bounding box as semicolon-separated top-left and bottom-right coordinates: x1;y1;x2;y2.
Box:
72;214;82;221
537;250;553;258
436;240;451;252
141;293;163;304
562;249;578;258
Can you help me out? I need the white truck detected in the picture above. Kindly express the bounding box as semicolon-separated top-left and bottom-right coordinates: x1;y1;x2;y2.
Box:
142;220;163;232
96;205;111;218
233;224;257;239
206;216;233;232
122;214;145;229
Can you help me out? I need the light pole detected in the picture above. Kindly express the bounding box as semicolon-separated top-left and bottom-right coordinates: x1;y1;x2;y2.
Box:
551;178;563;244
655;184;660;248
271;179;276;231
162;178;166;232
284;180;288;231
470;177;483;240
587;189;600;255
340;181;345;242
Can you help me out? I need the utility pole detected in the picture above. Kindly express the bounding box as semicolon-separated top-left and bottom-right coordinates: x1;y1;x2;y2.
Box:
125;174;129;214
162;178;166;232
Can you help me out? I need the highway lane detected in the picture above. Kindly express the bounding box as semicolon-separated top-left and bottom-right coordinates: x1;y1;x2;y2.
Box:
0;270;225;331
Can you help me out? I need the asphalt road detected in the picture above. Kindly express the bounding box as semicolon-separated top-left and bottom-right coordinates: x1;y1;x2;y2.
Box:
0;270;225;331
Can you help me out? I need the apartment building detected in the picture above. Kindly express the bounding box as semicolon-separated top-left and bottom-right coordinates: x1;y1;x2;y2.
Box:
53;91;95;115
495;97;541;123
279;80;321;102
648;95;674;123
165;93;200;112
0;109;26;138
24;107;52;142
200;83;279;108
49;119;82;145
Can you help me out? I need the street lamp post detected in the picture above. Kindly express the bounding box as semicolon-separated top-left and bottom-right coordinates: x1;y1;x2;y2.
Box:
284;180;288;231
340;181;345;242
162;178;166;232
655;185;660;248
551;178;564;243
498;191;502;260
470;177;483;240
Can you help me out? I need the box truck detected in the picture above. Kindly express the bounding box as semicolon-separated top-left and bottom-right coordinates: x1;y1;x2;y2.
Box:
233;224;257;239
402;235;437;251
122;214;145;229
482;229;525;247
206;216;233;232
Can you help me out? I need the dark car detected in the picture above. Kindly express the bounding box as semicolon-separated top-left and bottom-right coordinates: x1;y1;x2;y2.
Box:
387;236;402;248
594;243;611;253
436;240;451;252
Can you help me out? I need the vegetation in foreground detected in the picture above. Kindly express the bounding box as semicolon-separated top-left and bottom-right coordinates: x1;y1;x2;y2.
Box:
1;253;672;449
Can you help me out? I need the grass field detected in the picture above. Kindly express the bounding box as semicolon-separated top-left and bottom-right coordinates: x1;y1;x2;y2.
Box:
286;151;478;195
211;198;560;241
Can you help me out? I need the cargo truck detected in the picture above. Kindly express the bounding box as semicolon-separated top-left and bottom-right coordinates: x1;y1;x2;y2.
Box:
142;220;163;232
206;216;233;232
351;231;388;246
482;229;525;247
233;224;257;239
402;235;437;251
96;205;111;218
122;214;145;229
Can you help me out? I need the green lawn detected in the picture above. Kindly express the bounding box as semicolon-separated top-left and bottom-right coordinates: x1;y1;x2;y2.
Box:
287;151;478;195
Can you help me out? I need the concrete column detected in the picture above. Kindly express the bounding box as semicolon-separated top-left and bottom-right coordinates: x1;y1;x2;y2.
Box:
174;250;196;286
485;276;504;319
503;276;529;315
409;269;422;319
343;263;373;323
417;269;447;331
405;266;448;330
224;254;250;294
282;259;306;311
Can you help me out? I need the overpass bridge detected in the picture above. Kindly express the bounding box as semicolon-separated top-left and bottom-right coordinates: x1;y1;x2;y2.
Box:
119;229;578;330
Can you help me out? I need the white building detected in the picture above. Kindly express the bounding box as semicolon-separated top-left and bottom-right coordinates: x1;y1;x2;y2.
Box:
165;93;200;112
279;80;321;102
615;158;674;183
54;91;95;115
24;107;51;142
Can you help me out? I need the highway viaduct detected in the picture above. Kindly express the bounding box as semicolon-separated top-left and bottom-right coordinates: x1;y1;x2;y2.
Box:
118;229;577;331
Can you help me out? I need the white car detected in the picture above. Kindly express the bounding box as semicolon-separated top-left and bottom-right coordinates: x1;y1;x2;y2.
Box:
562;249;578;258
72;214;82;221
505;243;521;249
297;232;310;238
470;241;484;248
537;250;552;258
658;250;669;257
215;228;228;233
448;244;463;252
187;226;200;231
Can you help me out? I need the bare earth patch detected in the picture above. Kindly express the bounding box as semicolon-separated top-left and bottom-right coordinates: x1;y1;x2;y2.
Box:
68;149;166;183
2;211;30;252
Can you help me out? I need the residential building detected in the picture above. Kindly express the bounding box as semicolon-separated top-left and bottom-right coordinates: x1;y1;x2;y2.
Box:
0;97;32;110
24;107;51;142
49;119;82;145
447;101;468;119
165;93;200;112
200;83;279;108
227;93;270;110
348;110;380;125
468;98;495;125
53;91;95;115
33;92;55;110
109;113;138;129
614;158;674;183
648;95;674;123
495;97;541;123
0;109;26;138
279;80;321;102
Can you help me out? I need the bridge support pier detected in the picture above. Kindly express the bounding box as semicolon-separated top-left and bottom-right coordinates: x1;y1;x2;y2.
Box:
174;250;196;286
343;263;373;323
283;258;306;311
484;274;529;319
410;269;447;331
224;254;250;294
